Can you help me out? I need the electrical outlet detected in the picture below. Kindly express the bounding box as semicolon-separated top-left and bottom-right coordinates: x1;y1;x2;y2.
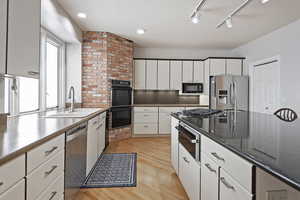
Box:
267;190;288;200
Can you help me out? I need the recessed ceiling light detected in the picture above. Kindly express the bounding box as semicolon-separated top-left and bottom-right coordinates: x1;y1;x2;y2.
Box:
191;12;201;24
136;29;146;35
77;12;87;19
226;18;233;28
261;0;270;4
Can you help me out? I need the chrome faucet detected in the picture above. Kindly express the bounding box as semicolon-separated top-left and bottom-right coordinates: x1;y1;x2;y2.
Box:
68;86;75;112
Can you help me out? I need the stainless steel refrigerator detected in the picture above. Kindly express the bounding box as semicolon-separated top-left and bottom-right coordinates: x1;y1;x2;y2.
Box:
209;75;249;111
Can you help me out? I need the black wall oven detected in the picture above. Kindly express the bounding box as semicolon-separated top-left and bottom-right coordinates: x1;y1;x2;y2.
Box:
111;80;132;128
178;122;200;161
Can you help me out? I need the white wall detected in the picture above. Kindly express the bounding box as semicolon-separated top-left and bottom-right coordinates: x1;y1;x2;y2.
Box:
66;43;82;103
134;47;233;59
231;18;300;113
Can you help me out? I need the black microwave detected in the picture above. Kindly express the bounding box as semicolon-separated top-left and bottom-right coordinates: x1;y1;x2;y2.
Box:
182;83;203;94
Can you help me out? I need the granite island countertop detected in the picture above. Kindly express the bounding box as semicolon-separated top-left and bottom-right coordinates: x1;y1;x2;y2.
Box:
133;104;209;107
0;108;109;165
172;110;300;191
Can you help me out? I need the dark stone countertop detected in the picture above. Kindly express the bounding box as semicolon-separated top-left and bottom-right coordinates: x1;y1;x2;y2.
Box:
0;108;109;165
133;104;208;107
171;110;300;191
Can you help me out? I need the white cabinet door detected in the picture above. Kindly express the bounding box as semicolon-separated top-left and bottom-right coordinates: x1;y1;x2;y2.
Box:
182;61;193;82
146;60;157;90
98;120;106;155
134;60;146;89
159;112;171;134
210;59;226;76
170;61;182;90
87;120;98;174
0;0;7;74
157;60;170;90
7;0;40;78
201;153;219;200
171;117;179;174
179;144;200;200
193;61;204;83
204;59;210;95
226;59;242;75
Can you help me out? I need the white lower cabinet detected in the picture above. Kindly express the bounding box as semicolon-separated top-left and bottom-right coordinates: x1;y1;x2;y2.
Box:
171;117;179;174
98;112;106;156
220;169;253;200
36;175;64;200
179;144;200;200
0;179;25;200
201;153;219;200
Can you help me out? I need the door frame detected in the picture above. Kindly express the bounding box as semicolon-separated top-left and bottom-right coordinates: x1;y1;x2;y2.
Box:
249;55;281;113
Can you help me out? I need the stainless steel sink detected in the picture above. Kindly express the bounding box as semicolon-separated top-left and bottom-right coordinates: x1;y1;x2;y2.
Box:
44;108;102;118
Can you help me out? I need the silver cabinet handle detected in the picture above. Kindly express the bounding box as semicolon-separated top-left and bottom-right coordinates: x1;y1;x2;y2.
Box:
220;177;235;190
45;146;58;156
96;123;103;130
144;125;149;128
191;139;200;144
45;165;58;176
0;182;3;186
183;157;190;164
28;71;39;76
93;121;98;125
49;192;57;200
211;152;225;162
204;163;217;173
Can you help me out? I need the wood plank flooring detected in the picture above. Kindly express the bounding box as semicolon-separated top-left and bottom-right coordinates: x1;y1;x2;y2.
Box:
77;137;189;200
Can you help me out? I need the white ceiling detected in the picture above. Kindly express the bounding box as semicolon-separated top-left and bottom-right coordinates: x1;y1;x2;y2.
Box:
57;0;300;49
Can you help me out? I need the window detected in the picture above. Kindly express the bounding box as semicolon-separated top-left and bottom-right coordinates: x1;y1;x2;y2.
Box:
19;77;39;113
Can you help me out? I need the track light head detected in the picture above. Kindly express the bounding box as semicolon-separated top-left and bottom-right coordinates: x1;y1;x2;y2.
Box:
191;12;201;24
226;17;233;28
261;0;270;4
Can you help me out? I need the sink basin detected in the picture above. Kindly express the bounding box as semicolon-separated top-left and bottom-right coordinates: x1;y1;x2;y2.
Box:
44;108;102;118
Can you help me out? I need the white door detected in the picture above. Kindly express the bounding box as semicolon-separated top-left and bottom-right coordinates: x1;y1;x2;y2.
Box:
7;0;40;78
0;0;7;74
226;59;242;75
252;59;280;114
182;61;193;82
146;60;158;90
170;61;182;90
210;59;226;76
193;61;204;83
134;60;146;89
157;60;170;90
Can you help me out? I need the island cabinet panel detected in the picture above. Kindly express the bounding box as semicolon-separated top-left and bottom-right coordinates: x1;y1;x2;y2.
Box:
7;0;40;78
226;59;243;75
219;169;253;200
182;61;193;82
157;60;170;90
210;59;226;76
201;153;219;200
193;61;204;83
170;61;182;90
0;0;7;74
146;60;158;90
171;117;179;174
0;154;25;194
87;115;100;175
134;60;146;89
0;179;25;200
179;144;200;200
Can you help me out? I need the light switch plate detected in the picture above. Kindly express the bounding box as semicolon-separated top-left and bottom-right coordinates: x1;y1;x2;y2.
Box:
267;190;288;200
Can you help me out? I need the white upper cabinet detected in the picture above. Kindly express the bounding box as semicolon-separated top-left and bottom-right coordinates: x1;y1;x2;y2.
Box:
170;61;182;90
193;61;204;83
134;60;146;89
7;0;41;78
0;0;7;74
157;60;170;90
204;59;210;95
146;60;158;90
210;59;226;76
182;61;193;82
226;59;243;75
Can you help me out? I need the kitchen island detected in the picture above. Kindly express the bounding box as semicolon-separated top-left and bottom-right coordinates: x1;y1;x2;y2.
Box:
171;110;300;200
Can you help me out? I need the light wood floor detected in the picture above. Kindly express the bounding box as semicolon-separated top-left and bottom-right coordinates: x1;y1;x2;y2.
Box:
77;137;189;200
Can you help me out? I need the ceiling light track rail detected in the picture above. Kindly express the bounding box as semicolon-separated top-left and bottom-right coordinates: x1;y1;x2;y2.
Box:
216;0;254;28
190;0;208;18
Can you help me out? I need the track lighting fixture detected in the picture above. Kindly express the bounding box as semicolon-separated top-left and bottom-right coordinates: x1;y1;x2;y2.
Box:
226;18;233;28
191;12;201;24
190;0;208;24
261;0;270;4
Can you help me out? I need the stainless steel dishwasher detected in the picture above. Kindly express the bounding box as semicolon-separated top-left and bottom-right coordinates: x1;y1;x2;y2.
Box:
65;122;87;200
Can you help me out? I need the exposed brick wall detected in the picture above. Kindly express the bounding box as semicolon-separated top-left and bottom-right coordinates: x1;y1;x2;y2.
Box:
82;31;134;142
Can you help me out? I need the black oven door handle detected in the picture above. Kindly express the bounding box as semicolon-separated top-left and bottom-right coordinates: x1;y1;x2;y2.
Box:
179;131;200;144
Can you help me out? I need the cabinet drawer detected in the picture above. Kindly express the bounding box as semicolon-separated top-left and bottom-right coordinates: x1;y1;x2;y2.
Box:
201;153;218;200
159;107;184;113
99;112;106;122
202;135;253;193
220;169;253;200
88;115;100;129
27;134;65;173
134;123;158;134
134;112;158;123
134;107;158;113
0;154;25;194
27;150;64;200
0;179;25;200
36;175;64;200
